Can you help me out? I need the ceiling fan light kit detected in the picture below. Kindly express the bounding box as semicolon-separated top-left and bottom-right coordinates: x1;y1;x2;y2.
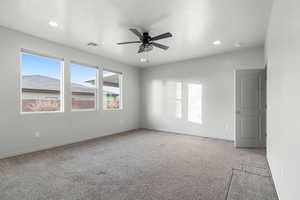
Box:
117;28;172;54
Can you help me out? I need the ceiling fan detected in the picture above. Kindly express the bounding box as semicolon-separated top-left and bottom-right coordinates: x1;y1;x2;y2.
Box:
117;28;173;54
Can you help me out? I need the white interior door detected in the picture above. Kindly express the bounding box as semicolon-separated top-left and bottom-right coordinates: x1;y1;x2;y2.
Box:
235;69;266;148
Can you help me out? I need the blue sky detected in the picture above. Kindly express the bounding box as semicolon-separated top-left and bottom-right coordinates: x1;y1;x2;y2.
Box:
22;53;96;87
22;53;120;94
22;53;61;78
71;64;96;87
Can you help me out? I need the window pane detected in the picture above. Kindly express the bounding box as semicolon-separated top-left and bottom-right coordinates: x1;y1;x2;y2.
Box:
176;82;182;99
188;83;202;124
176;82;182;118
103;70;122;109
21;53;62;113
176;100;182;119
71;64;97;110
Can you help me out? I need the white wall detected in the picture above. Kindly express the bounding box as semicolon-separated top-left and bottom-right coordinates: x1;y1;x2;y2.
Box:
266;0;300;199
141;46;265;141
0;26;140;159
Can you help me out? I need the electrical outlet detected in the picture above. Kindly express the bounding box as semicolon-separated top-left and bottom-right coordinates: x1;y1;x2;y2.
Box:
35;132;40;138
225;124;229;131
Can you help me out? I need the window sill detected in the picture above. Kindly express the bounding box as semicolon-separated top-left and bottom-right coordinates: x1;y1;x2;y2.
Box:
71;109;97;112
103;108;123;111
20;111;63;115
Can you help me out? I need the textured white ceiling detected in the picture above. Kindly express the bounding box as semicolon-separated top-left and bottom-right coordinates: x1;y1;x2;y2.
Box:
0;0;273;67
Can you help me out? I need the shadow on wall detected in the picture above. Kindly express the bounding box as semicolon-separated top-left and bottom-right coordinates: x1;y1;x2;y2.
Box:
150;80;202;124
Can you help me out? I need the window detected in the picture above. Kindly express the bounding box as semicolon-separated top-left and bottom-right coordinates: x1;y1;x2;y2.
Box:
21;52;63;113
188;83;202;124
176;82;182;118
151;80;163;115
71;63;98;111
103;70;122;110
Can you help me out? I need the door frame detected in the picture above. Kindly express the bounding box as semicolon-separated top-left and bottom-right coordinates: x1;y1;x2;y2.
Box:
234;68;266;148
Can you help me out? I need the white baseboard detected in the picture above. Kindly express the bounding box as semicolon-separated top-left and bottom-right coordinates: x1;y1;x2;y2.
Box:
142;128;234;142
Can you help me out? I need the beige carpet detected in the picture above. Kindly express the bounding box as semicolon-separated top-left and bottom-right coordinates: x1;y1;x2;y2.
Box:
0;129;278;200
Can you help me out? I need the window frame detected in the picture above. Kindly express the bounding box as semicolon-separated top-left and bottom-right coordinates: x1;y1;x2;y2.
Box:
102;68;123;111
20;49;64;114
70;61;99;112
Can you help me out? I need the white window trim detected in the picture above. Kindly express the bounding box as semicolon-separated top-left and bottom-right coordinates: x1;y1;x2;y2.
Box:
70;61;99;112
102;69;123;111
20;50;65;114
21;111;63;115
71;108;97;112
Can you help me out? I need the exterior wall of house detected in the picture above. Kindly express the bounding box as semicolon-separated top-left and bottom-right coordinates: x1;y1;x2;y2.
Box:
22;91;97;112
22;92;60;100
22;89;121;112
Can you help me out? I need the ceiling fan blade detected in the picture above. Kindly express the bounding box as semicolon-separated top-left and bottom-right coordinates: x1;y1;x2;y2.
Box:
138;44;145;53
151;32;172;41
117;41;141;45
151;42;169;50
129;28;143;40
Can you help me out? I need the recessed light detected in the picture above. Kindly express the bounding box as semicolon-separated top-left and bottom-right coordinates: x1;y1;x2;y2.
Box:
48;21;58;27
213;40;221;45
